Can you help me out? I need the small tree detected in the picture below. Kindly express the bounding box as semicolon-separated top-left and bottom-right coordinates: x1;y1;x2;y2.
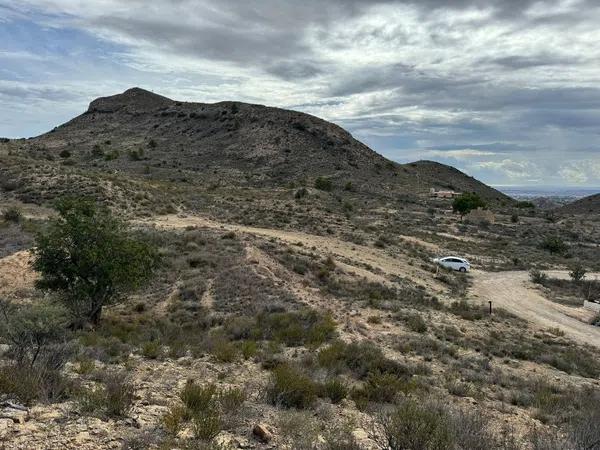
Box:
529;269;548;285
0;300;71;369
568;262;587;282
0;300;74;404
33;198;158;325
452;193;486;216
540;235;568;255
314;177;333;192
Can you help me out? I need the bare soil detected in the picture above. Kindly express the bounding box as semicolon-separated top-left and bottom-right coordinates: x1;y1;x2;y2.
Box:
470;270;600;348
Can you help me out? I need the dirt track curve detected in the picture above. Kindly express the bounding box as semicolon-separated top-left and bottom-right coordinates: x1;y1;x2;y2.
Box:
144;214;600;349
470;270;600;348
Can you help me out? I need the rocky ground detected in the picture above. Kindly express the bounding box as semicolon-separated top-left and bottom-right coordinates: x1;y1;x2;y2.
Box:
1;199;600;449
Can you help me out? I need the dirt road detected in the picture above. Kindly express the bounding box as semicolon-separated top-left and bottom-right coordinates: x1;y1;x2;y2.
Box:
143;214;600;348
470;270;600;348
142;214;444;292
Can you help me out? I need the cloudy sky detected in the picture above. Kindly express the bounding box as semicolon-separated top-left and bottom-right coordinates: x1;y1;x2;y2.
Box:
1;0;599;187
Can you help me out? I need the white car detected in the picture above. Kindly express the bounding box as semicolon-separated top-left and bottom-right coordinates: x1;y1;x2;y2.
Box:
433;256;471;272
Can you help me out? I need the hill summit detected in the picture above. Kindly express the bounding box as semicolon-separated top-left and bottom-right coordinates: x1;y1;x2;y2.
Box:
15;87;509;202
88;87;172;113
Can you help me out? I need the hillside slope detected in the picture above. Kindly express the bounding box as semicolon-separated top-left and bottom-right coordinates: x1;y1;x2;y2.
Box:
5;87;510;203
557;193;600;215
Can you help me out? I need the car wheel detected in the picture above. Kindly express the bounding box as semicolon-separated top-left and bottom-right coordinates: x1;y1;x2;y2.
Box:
459;267;467;273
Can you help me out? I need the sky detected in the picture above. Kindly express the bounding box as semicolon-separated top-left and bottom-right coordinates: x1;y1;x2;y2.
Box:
1;0;599;187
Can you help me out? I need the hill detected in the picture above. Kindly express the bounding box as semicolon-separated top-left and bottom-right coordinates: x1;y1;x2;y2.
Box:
557;193;600;215
3;87;510;203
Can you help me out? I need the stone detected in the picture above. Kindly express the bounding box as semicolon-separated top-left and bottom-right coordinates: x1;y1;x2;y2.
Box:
252;423;273;443
0;418;13;437
74;431;91;444
0;407;28;424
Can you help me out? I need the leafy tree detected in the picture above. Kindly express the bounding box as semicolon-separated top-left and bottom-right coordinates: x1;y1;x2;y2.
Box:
529;269;548;285
540;235;568;255
452;193;486;216
568;262;587;282
33;198;158;325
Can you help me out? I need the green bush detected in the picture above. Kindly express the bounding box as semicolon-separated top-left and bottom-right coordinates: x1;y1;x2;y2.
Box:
240;340;258;359
209;338;239;363
141;340;162;359
0;300;71;369
448;300;489;321
379;399;453;450
568;262;587;282
405;314;427;333
218;387;246;413
191;409;222;441
0;364;71;405
91;144;104;158
104;149;120;161
103;371;135;417
314;177;333;192
294;188;308;199
352;371;415;405
540;236;568;255
162;404;186;436
452;193;486;216
529;269;548;285
128;148;144;161
59;149;71;158
77;370;134;417
516;201;535;208
0;300;74;404
2;207;23;223
266;364;317;409
33;198;159;325
180;381;217;416
322;378;348;404
317;340;408;379
254;309;336;348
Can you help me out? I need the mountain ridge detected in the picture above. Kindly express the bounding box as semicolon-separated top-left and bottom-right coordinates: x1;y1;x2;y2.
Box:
5;87;511;203
557;193;600;215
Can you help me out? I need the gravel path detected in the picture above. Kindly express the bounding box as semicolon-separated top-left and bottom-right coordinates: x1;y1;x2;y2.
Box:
470;270;600;348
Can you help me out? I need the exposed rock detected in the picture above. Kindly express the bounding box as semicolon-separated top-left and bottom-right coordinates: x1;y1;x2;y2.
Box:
252;423;273;443
0;418;13;437
0;404;28;424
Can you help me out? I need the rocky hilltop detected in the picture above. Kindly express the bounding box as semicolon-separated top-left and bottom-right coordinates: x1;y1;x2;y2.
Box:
14;87;509;203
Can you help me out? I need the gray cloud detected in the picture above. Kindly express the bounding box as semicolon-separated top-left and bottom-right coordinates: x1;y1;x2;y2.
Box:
2;0;600;185
486;54;580;70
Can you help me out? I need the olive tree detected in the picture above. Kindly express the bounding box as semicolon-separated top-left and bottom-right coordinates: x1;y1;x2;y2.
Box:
452;193;486;216
33;199;158;325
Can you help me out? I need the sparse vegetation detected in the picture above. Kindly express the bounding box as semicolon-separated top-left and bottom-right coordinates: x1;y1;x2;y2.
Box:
530;268;548;284
568;261;587;282
77;370;134;417
2;206;23;223
0;300;73;404
2;88;600;449
266;363;318;409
